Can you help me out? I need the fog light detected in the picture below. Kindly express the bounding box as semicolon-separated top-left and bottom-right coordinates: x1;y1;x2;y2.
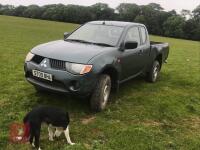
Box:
69;81;80;91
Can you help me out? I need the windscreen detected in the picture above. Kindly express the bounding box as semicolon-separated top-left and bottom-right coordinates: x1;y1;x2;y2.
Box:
67;24;124;46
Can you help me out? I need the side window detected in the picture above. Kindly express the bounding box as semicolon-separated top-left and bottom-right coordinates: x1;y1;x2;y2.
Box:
125;27;140;45
140;27;147;45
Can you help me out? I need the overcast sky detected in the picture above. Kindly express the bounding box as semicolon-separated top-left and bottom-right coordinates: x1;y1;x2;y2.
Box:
0;0;199;12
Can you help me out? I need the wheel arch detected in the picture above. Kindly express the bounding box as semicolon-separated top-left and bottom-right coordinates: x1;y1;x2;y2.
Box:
100;66;119;92
155;54;163;69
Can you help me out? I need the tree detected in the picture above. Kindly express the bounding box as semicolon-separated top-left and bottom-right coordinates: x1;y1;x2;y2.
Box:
0;4;2;14
42;4;65;21
116;3;140;21
138;5;164;35
168;9;177;16
163;16;185;38
76;6;93;23
0;3;199;41
192;4;200;19
181;9;191;19
90;3;115;20
135;15;146;24
13;5;27;17
148;3;163;11
23;5;43;19
192;5;200;24
183;5;200;40
183;19;200;40
59;5;91;23
0;5;15;15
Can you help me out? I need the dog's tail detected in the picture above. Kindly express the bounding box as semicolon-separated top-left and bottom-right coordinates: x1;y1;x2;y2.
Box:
23;113;29;124
22;122;30;141
22;113;31;141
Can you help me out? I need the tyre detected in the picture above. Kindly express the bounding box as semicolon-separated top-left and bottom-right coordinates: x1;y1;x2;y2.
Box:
90;74;111;112
146;60;161;83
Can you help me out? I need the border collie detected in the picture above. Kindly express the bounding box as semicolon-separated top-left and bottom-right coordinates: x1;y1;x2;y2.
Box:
23;106;75;150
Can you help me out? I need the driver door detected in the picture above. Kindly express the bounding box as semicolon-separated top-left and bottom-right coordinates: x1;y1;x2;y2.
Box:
120;26;144;80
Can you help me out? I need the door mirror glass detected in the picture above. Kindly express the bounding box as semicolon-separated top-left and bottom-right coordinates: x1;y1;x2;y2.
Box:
124;41;138;49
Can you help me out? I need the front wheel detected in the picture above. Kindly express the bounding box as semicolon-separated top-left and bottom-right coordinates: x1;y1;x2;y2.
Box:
146;60;161;83
90;74;111;112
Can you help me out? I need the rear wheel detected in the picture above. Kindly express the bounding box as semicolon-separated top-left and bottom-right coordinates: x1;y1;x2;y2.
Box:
90;74;111;112
146;60;161;83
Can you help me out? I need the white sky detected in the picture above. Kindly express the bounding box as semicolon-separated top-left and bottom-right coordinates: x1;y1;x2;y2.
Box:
0;0;199;12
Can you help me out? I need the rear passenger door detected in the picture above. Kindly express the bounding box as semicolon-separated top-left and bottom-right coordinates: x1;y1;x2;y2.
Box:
139;26;150;69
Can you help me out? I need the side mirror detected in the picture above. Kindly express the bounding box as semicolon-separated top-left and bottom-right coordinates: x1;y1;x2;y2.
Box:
124;41;138;50
64;32;70;39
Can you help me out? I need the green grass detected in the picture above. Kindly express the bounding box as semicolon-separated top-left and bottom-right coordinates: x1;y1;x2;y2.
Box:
0;15;200;150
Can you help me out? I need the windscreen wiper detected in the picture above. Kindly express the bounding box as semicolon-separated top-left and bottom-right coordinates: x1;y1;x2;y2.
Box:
65;39;92;44
91;42;114;47
66;39;114;47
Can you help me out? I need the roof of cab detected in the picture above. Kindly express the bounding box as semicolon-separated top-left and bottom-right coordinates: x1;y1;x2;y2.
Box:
88;21;144;27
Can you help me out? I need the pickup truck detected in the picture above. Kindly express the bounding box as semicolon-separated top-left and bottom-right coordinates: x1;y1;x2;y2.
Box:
24;21;169;112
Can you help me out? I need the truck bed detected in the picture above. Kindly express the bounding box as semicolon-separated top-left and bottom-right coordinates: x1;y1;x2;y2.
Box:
150;41;169;63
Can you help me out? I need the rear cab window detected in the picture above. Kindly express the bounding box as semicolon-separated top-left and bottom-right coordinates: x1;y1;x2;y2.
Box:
139;26;147;45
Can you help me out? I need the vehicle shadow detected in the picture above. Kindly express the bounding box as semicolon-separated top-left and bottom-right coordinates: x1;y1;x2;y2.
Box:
109;75;145;101
109;72;169;102
29;73;166;114
31;91;90;115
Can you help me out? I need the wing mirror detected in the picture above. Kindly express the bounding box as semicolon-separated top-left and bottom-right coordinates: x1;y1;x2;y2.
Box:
64;32;70;39
124;41;138;50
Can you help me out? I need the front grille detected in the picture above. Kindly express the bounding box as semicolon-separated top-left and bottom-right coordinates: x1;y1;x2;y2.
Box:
31;55;44;64
50;59;66;71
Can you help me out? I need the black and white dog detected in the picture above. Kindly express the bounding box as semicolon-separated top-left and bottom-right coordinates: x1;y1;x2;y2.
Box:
23;106;75;150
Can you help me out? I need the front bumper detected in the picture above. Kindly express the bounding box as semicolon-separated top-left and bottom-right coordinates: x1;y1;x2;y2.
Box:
24;61;97;95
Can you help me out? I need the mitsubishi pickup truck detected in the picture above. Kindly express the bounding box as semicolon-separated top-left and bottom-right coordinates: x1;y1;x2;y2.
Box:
24;21;169;112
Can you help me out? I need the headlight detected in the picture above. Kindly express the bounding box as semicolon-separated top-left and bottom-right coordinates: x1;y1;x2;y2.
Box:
25;52;34;62
65;62;92;75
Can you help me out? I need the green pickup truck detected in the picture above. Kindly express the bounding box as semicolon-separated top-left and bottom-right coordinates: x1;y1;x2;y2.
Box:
24;21;169;112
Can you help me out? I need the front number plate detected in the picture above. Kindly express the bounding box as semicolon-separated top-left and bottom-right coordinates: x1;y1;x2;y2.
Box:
32;70;53;82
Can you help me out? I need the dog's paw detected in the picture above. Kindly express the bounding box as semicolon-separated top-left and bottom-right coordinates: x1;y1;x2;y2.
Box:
69;142;75;145
38;147;42;150
32;143;35;147
49;137;54;141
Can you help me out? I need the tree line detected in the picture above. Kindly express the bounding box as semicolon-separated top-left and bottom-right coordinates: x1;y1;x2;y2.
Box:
0;3;199;41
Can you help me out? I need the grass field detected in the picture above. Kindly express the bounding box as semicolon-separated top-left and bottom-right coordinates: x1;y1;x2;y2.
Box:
0;15;199;150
